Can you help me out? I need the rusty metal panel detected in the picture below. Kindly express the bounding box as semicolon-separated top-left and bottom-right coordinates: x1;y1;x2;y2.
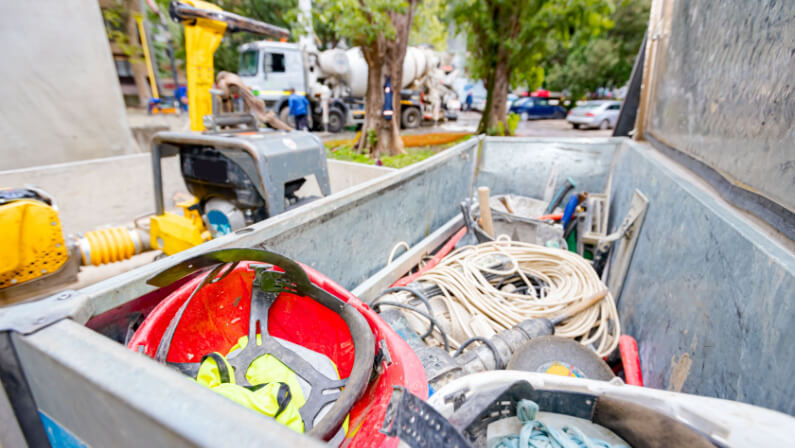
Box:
644;0;795;215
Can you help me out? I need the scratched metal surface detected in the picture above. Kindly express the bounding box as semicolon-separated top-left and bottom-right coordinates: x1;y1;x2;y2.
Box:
261;145;478;289
647;1;795;213
478;137;620;198
609;141;795;415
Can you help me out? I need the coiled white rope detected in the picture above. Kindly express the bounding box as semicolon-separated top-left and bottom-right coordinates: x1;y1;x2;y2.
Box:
383;240;620;357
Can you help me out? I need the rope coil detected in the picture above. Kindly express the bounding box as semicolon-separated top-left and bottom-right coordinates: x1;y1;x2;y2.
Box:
381;240;620;357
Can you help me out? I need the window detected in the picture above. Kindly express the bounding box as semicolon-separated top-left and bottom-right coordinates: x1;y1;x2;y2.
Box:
535;98;549;106
265;52;286;73
114;59;133;77
608;104;621;110
514;98;530;106
239;50;258;76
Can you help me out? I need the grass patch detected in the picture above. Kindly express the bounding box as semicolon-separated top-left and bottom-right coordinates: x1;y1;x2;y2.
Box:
325;133;471;168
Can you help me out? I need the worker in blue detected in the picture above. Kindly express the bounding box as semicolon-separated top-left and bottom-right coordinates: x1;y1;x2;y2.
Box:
382;76;394;121
465;90;473;111
287;87;310;131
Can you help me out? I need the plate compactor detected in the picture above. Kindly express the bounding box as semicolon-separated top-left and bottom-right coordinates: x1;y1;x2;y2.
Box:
149;127;331;255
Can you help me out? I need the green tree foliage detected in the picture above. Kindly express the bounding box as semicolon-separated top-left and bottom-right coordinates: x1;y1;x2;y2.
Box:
294;0;413;155
101;2;143;62
545;0;650;100
450;0;613;133
285;0;344;49
320;0;407;46
410;0;449;50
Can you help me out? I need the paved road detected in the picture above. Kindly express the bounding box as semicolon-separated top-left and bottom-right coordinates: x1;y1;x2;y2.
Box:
442;111;613;137
126;108;612;144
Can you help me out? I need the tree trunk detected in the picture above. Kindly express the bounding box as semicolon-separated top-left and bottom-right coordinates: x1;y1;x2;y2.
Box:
380;2;416;156
487;49;510;134
476;68;496;134
356;42;387;154
356;1;416;156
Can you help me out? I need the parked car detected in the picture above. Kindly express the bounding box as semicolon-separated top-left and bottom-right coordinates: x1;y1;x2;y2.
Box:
506;93;519;110
566;100;622;129
509;97;567;120
467;93;487;112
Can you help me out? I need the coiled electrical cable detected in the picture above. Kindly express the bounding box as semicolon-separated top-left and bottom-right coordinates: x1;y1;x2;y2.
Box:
370;300;450;352
372;287;438;339
381;240;621;357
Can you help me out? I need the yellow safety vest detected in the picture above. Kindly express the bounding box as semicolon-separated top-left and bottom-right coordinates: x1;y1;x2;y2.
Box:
195;335;349;434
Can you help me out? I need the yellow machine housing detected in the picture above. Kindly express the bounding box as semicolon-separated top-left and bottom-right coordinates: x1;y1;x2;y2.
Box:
149;197;212;256
183;0;227;131
0;198;69;289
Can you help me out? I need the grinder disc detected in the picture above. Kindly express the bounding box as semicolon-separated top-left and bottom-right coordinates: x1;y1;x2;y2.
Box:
507;336;615;381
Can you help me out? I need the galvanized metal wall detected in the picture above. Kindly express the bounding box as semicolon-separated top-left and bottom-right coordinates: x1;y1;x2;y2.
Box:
478;137;619;197
260;145;477;289
608;141;795;415
643;1;795;216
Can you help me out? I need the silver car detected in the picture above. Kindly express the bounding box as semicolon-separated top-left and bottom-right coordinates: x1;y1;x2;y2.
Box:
566;100;622;130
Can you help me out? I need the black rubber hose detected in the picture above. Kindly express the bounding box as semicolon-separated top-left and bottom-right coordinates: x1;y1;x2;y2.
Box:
372;287;436;339
371;301;450;352
452;336;505;370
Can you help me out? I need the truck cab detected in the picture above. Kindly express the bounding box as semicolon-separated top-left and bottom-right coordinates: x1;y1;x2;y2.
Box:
238;41;307;111
237;41;438;132
238;41;353;132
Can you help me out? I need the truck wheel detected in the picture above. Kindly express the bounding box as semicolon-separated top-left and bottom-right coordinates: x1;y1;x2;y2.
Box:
327;109;344;133
401;107;421;129
279;107;295;127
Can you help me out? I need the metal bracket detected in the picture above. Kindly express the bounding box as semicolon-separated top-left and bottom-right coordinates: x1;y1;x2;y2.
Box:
0;290;92;335
603;190;650;300
380;386;472;448
373;339;393;375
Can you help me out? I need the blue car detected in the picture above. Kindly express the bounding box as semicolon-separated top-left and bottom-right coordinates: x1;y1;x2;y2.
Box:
509;97;567;120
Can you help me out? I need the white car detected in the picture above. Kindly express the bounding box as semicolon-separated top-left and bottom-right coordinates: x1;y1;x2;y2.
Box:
566;100;622;129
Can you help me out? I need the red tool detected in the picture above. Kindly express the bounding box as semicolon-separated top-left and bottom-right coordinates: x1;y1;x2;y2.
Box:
619;335;643;386
535;213;563;221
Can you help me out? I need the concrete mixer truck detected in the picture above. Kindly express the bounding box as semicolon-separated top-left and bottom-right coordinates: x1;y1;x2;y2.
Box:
238;41;460;132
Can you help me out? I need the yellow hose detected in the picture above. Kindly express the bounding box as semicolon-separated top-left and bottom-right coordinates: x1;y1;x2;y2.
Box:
79;226;150;266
